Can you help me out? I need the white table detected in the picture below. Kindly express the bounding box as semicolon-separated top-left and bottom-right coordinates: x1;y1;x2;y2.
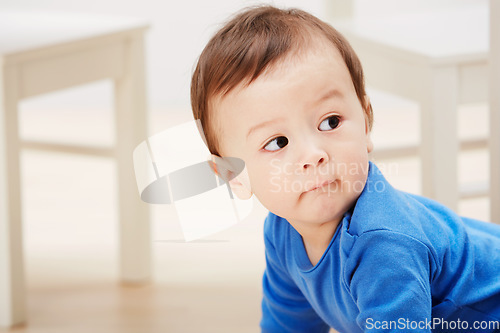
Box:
0;10;151;327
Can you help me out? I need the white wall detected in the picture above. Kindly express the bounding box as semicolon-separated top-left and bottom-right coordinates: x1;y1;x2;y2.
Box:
355;0;486;18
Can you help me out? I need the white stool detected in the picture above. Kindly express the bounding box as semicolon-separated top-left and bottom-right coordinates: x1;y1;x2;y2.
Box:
328;3;489;212
0;10;152;327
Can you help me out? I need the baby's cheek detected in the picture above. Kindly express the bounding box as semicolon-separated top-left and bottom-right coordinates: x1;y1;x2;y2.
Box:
253;172;290;202
247;168;279;196
265;173;284;196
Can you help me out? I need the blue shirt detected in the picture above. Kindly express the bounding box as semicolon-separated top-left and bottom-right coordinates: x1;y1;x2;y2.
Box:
261;162;500;332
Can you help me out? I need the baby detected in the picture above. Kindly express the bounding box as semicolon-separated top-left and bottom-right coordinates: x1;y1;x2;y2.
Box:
190;5;500;333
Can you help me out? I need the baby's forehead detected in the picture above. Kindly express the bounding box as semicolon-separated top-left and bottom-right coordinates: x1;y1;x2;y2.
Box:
229;38;344;95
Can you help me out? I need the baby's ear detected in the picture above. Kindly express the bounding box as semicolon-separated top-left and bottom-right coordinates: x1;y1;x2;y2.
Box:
363;95;372;131
363;95;374;153
208;154;252;200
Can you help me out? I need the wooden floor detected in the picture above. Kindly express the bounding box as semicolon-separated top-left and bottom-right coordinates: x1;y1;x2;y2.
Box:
1;90;491;332
9;279;263;333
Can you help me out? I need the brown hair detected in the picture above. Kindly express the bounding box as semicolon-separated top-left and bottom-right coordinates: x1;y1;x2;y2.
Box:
191;5;373;156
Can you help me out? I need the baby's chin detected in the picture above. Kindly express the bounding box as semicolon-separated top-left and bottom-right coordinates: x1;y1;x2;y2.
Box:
276;205;346;227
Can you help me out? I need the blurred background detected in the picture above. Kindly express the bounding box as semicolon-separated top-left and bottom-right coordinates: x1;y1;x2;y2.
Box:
0;0;491;332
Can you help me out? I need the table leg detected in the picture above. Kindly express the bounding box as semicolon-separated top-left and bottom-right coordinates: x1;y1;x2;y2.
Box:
420;66;459;211
114;33;152;283
0;65;26;327
490;0;500;224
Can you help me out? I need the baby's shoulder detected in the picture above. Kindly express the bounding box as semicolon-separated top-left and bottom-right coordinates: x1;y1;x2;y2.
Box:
348;188;461;250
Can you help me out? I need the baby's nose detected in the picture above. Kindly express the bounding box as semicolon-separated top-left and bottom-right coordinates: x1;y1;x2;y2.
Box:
300;142;329;170
303;156;325;169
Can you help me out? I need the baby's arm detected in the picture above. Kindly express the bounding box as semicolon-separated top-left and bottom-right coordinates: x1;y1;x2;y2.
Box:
261;228;329;332
345;230;434;333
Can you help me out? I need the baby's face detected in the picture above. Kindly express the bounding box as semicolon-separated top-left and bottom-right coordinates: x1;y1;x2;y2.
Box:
214;43;373;229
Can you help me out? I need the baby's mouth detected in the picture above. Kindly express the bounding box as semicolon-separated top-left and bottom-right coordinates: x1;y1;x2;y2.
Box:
305;179;336;192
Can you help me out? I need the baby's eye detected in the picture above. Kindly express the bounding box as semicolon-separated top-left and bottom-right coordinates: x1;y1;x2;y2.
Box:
319;115;340;131
263;136;288;152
